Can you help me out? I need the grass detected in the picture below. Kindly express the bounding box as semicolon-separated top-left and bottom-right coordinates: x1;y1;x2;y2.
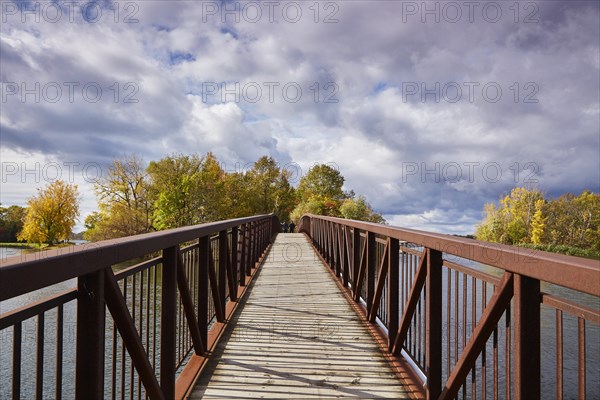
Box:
0;242;79;250
0;242;36;249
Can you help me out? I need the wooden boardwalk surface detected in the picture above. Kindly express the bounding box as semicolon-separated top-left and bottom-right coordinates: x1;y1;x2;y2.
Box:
191;233;411;399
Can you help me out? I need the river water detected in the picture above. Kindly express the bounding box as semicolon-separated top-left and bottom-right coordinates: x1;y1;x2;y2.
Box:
0;246;598;399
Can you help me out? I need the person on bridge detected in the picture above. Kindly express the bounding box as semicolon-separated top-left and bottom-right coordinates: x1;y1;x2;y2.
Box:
289;222;296;233
283;221;289;233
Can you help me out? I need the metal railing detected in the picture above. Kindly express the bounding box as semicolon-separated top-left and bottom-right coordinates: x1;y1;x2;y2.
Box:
299;214;600;400
0;214;279;400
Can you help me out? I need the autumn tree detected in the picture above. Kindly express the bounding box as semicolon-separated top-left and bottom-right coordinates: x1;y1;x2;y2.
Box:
476;188;599;252
246;157;296;221
544;191;600;250
89;155;154;239
340;196;385;223
18;180;80;245
530;199;546;244
290;163;384;224
475;187;544;244
291;164;349;219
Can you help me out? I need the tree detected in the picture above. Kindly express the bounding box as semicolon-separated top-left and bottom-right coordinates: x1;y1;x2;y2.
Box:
147;154;203;230
296;164;347;202
476;188;599;252
545;191;600;250
246;156;296;221
92;155;154;239
530;199;546;244
290;164;384;224
475;187;544;244
0;205;26;242
18;180;80;244
339;196;385;223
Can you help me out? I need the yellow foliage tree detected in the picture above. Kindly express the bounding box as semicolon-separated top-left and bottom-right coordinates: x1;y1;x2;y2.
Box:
530;199;546;244
18;180;80;245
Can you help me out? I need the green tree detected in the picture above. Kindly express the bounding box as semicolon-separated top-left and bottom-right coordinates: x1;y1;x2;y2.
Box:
147;154;203;229
18;180;80;245
0;205;26;242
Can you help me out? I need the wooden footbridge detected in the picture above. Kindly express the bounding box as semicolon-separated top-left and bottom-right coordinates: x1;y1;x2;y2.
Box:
1;214;598;399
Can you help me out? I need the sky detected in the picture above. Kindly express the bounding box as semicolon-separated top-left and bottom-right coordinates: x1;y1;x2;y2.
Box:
1;0;599;234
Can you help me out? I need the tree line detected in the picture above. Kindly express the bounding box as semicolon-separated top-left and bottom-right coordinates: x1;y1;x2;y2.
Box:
475;187;600;257
5;153;383;244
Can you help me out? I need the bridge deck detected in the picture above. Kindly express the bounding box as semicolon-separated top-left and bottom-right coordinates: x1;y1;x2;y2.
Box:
191;233;410;399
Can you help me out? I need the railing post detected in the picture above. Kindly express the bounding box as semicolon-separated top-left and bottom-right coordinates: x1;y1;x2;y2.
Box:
333;224;340;276
161;246;178;398
198;236;209;349
366;231;376;308
514;274;541;400
246;222;253;276
325;221;331;263
239;224;247;286
219;230;228;307
388;238;399;352
352;227;361;294
426;249;443;400
231;226;239;300
342;227;349;287
75;269;105;399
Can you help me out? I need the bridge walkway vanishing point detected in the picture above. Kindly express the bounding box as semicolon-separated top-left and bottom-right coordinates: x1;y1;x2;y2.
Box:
191;233;413;399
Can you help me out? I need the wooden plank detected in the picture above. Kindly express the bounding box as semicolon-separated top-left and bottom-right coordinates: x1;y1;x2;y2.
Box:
192;234;410;399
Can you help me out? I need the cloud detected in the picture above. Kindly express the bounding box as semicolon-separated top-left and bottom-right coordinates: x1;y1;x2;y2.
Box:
1;0;598;234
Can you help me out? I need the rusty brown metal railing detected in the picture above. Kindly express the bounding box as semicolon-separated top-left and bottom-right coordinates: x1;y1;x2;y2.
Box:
299;214;600;400
0;214;279;400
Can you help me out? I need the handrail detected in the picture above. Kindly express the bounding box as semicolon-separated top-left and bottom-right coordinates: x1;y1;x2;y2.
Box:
0;214;275;301
0;214;279;400
299;214;599;296
300;213;600;400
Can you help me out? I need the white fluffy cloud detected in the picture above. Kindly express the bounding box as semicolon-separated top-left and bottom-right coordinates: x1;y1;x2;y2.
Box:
1;1;598;233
